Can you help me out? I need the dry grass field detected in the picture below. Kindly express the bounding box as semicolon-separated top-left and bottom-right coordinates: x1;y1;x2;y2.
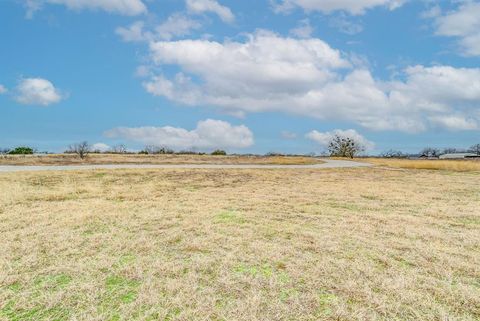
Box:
1;167;479;321
0;154;321;166
363;158;480;172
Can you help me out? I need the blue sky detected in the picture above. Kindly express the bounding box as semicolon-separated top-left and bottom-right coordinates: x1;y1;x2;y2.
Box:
1;0;479;154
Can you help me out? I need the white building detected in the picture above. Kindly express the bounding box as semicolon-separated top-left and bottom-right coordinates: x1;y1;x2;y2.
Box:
439;153;479;160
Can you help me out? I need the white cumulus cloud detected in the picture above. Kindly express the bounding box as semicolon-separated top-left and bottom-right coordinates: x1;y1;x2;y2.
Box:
0;85;7;94
155;14;202;40
116;21;147;42
142;31;480;133
15;78;64;106
428;1;480;56
104;119;254;150
306;129;375;150
25;0;147;17
116;14;202;43
145;30;350;108
186;0;235;23
91;143;111;152
272;0;405;15
429;115;479;131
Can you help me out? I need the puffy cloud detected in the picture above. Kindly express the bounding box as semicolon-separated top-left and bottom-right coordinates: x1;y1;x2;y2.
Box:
143;31;480;133
116;14;202;43
329;14;363;35
429;115;479;131
186;0;235;23
289;19;314;38
389;65;480;105
428;1;480;56
146;31;350;107
306;129;375;150
0;85;7;94
155;14;202;40
15;78;64;106
104;119;254;150
116;21;147;42
25;0;147;17
272;0;406;15
91;143;111;152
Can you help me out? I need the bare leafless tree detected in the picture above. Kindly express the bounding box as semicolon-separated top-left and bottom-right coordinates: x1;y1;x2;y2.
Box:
110;144;127;154
469;144;480;155
420;147;441;158
68;141;91;159
442;147;465;154
380;150;407;158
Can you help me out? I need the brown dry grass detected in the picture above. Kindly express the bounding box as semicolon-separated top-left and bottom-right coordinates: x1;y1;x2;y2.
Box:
1;168;479;320
362;158;480;172
0;154;321;166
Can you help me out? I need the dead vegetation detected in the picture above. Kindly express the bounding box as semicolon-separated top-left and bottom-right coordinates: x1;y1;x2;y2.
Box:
0;168;479;320
0;154;321;166
363;158;480;172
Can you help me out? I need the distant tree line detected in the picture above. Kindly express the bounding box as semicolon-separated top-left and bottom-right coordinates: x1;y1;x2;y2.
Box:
417;145;480;158
2;141;479;159
379;150;408;158
137;145;228;156
378;144;480;159
61;142;230;159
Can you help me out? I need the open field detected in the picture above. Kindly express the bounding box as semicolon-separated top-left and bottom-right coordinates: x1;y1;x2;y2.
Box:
362;158;480;172
1;167;480;321
0;154;321;166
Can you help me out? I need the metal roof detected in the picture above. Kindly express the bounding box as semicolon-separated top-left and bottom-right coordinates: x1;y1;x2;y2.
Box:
439;153;478;159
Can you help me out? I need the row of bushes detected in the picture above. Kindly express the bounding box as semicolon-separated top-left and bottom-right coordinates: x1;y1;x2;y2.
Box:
5;143;479;158
137;145;227;155
1;145;310;158
0;147;35;155
0;144;229;157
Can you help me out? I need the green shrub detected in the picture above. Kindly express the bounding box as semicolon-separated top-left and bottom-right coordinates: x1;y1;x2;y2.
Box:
140;145;174;154
211;149;227;156
177;150;205;155
8;147;34;155
265;152;284;157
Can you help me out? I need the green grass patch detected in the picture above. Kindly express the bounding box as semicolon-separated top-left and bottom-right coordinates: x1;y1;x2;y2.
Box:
215;210;246;224
116;254;137;267
5;282;22;292
233;263;290;283
34;273;72;290
315;290;338;316
0;301;70;321
279;287;300;302
456;216;480;226
99;275;141;312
